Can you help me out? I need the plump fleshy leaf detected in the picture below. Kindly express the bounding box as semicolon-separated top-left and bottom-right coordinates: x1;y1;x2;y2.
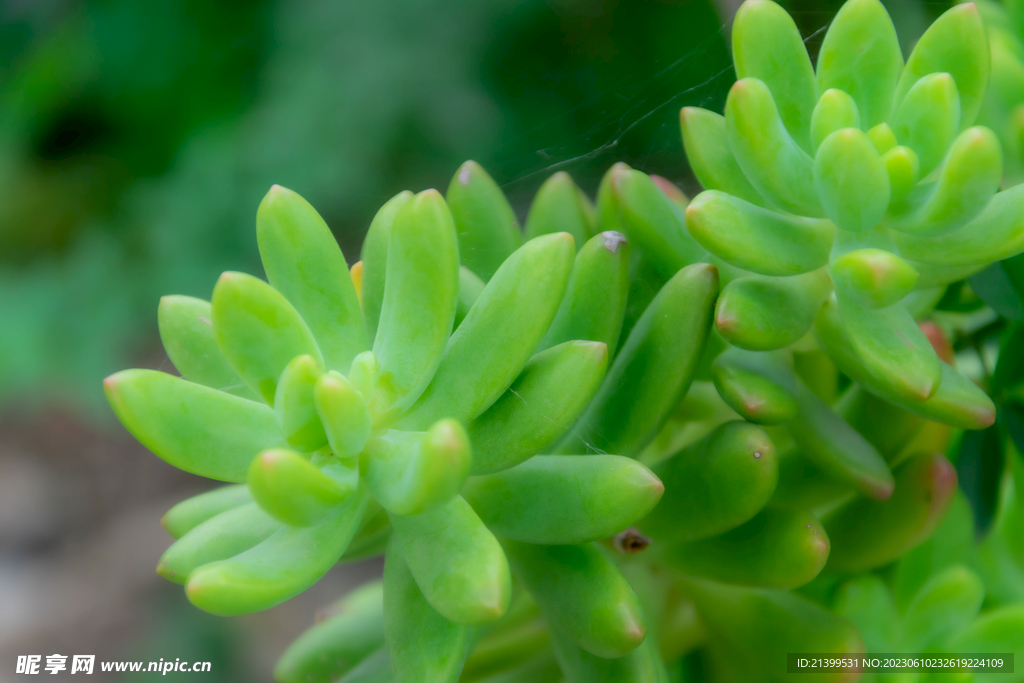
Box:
837;291;942;403
824;452;958;572
104;370;284;482
248;448;355;527
883;145;920;203
893;184;1024;266
404;233;574;428
538;232;630;354
890;73;961;178
810;89;861;153
816;0;902;128
504;540;645;659
211;271;323;404
455;266;486;330
892;2;990;131
274;354;328;452
463;455;663;544
662;507;830;589
831;248;918;309
725;78;822;216
549;622;667;683
788;380;895;500
679;107;766;206
274;581;385;683
715;269;831;350
685;579;864;682
161;485;253;540
712;350;799;425
186;491;367;615
611;169;706;278
887;127;1002;237
315;370;372;464
389;496;510;625
446;160;523;282
383;542;470;683
831;574;899;653
525;172;590;247
467;341;607;475
363;419;471;516
157;503;281;584
640;421;777;542
554;263;717;457
158;296;255;399
901;565;984;651
372;190;460;415
814;128;890;232
731;0;817;152
360;191;414;342
257;185;367;372
686;191;834;276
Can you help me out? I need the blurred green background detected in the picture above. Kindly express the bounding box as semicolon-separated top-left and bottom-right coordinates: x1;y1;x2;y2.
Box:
0;0;955;679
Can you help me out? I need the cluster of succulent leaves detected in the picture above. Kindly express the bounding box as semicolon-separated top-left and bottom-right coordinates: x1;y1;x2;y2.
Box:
103;0;1024;681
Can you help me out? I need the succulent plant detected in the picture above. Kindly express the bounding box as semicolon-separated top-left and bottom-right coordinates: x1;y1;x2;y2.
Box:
101;0;1024;680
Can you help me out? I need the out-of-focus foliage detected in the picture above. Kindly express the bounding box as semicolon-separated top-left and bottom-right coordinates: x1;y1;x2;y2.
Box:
0;0;731;415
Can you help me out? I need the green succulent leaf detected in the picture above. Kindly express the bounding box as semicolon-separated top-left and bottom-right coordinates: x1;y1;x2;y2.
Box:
831;248;918;309
247;448;356;527
892;2;990;132
467;341;608;475
157;503;281;585
455;266;486;330
104;370;284;482
640;421;777;542
360;191;414;342
211;271;323;405
823;452;958;572
549;622;668;683
274;581;385;683
161;485;253;540
274;354;328;452
363;419;471;516
404;233;574;428
503;540;645;659
887;126;1002;236
662;507;830;589
554;262;717;457
711;349;799;425
816;0;903;128
538;232;630;355
372;189;460;415
463;455;663;545
446;160;523;282
731;0;817;152
257;185;367;373
186;490;368;615
611;168;707;278
788;380;895;500
315;370;372;464
891;73;961;178
814;127;890;232
831;574;900;653
383;542;471;683
685;580;864;682
836;291;942;403
714;269;831;350
389;495;511;625
810;89;861;153
157;295;255;400
901;565;984;652
525;172;590;247
679;107;766;206
893;184;1024;266
725;78;822;216
686;191;834;276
